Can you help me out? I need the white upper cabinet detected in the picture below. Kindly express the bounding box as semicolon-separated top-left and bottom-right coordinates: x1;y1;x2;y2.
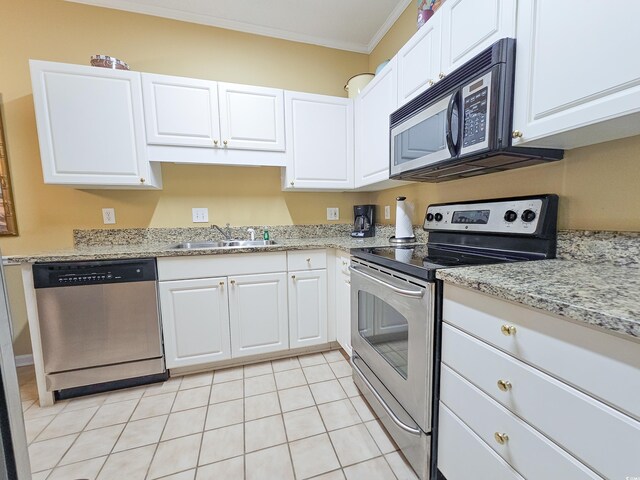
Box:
512;0;640;149
395;0;515;108
283;91;354;190
218;83;285;151
142;73;220;148
397;14;442;105
439;0;516;75
142;74;286;166
29;60;161;189
354;58;398;188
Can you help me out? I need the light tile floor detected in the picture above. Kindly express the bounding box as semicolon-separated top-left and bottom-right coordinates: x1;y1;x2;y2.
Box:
18;350;418;480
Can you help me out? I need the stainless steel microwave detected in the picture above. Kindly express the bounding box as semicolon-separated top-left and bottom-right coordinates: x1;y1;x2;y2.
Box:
389;38;563;182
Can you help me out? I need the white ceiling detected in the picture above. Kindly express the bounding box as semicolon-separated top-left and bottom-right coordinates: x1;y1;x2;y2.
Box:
66;0;412;53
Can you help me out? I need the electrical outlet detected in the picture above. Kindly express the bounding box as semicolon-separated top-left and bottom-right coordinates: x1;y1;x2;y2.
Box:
384;205;391;220
102;208;116;224
192;208;209;223
327;207;339;220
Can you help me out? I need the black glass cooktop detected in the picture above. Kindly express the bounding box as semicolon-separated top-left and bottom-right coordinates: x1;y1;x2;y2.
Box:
351;244;530;281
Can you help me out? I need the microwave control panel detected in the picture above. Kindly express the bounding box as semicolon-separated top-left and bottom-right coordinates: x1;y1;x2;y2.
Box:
424;198;544;235
459;70;492;156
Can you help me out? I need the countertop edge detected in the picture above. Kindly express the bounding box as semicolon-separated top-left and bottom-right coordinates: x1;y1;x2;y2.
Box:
436;267;640;341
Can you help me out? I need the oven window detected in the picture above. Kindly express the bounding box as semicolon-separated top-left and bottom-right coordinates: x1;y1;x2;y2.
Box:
357;291;409;379
393;109;447;167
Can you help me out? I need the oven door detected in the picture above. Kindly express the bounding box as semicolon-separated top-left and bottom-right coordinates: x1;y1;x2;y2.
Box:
350;260;434;432
390;93;459;177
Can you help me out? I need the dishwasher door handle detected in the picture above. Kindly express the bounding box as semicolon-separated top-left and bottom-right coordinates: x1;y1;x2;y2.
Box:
349;266;425;298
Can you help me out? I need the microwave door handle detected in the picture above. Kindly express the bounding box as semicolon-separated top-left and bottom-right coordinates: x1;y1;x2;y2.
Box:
445;90;460;157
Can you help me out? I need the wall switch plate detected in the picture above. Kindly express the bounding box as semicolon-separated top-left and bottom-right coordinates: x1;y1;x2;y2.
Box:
384;205;391;220
327;207;339;220
192;208;209;223
102;208;116;224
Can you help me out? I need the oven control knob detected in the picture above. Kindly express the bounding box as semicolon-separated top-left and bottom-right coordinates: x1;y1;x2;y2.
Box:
504;210;518;222
521;209;537;222
434;213;443;222
426;213;434;222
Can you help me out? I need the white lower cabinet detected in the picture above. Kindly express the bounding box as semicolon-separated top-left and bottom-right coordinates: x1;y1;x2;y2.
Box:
438;403;524;480
438;283;640;480
288;269;328;348
228;272;288;358
335;253;351;356
159;277;231;368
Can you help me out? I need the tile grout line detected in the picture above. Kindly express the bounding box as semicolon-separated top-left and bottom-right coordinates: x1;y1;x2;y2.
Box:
273;356;299;480
142;384;180;480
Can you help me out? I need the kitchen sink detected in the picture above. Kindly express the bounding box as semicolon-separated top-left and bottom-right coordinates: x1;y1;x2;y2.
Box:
169;240;277;250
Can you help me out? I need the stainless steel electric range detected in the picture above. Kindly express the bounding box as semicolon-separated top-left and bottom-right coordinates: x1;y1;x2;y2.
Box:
349;194;559;480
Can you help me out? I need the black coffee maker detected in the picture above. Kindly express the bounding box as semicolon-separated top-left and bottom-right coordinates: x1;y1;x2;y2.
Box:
351;205;375;238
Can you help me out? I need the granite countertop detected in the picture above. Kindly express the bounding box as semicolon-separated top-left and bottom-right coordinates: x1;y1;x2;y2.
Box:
437;259;640;340
2;236;402;264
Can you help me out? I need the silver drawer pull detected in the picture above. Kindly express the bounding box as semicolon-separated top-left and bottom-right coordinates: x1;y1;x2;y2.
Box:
351;355;421;436
349;266;424;298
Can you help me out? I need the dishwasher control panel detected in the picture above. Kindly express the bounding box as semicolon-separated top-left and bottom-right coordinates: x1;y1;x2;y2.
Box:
33;258;157;288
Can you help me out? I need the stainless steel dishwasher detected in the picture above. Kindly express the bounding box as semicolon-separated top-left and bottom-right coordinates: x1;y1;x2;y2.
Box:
33;258;167;398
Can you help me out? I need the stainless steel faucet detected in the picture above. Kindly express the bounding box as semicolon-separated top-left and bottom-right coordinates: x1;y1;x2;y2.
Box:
211;223;233;240
247;228;256;241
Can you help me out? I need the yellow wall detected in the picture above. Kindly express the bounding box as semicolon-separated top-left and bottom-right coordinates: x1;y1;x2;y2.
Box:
368;4;640;231
0;0;370;256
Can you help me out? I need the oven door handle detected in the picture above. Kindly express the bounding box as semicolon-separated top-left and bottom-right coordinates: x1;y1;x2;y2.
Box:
351;355;422;436
349;266;424;298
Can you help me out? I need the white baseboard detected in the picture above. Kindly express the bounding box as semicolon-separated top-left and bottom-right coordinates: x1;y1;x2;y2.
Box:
14;354;34;367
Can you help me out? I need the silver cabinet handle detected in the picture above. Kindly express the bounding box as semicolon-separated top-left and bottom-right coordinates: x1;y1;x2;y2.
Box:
349;266;424;298
351;355;421;436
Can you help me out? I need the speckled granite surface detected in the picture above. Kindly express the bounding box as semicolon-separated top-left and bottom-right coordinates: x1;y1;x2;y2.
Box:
557;230;640;267
72;224;427;247
3;224;427;263
437;260;640;340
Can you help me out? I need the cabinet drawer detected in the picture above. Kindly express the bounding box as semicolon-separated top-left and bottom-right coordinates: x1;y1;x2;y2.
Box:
440;364;601;479
442;323;640;480
287;249;327;271
438;403;524;480
157;252;286;281
443;284;640;421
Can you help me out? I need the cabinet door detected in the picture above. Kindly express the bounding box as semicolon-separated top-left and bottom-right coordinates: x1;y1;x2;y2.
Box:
512;0;640;148
284;91;354;190
29;60;161;188
218;83;285;151
355;58;398;188
335;256;352;356
397;15;442;105
228;272;288;357
289;269;328;348
142;73;220;147
159;278;231;369
439;0;516;75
